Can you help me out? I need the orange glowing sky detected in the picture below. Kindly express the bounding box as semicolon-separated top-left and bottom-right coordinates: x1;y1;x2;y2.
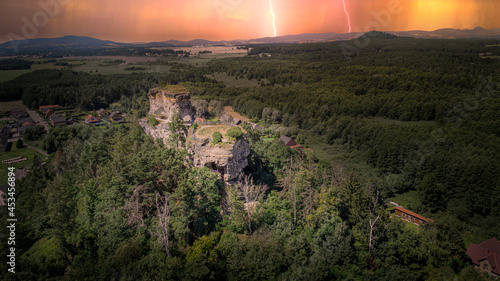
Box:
1;0;499;43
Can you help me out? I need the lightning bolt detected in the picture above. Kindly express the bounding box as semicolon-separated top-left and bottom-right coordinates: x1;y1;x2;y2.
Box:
342;0;352;33
268;0;277;37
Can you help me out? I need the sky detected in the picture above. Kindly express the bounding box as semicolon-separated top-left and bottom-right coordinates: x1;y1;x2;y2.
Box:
1;0;499;43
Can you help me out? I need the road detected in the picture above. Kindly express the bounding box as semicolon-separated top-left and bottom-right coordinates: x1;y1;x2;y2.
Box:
26;108;50;132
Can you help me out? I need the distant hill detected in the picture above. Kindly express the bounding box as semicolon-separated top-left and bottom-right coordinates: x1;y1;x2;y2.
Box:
1;27;500;55
0;35;125;54
361;31;399;39
392;27;500;39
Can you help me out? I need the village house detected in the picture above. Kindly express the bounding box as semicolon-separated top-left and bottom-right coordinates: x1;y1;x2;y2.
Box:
44;109;55;118
12;112;27;120
50;114;66;126
249;122;260;130
10;108;27;118
467;238;500;277
109;111;123;122
0;127;9;137
22;121;36;127
96;108;108;117
17;125;34;137
279;135;297;147
194;117;206;124
393;206;434;225
39;105;59;111
84;115;100;125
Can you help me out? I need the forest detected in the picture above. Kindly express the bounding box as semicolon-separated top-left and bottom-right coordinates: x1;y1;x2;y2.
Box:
0;35;499;280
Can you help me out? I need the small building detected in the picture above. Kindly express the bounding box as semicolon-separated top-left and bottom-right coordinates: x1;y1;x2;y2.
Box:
279;135;297;147
467;238;500;277
233;118;242;126
84;115;100;124
12;112;27;120
50;114;66;126
11;108;27;118
0;127;9;137
249;122;260;130
109;111;123;122
39;105;59;111
96;108;108;117
44;109;55;118
194;117;206;124
393;206;433;225
22;121;36;127
18;117;33;124
17;125;34;136
67;118;77;125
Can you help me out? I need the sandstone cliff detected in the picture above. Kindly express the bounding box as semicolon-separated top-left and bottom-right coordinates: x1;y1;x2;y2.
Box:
148;86;193;123
139;120;172;142
188;139;250;183
142;85;250;183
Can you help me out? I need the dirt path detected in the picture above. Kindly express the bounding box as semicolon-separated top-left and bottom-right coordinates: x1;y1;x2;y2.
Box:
224;106;249;122
24;143;49;157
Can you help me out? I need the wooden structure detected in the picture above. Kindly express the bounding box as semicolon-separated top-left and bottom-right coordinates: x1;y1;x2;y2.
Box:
50;114;66;126
279;135;297;147
84;115;100;124
467;238;500;277
39;105;59;111
109;111;123;122
393;206;433;225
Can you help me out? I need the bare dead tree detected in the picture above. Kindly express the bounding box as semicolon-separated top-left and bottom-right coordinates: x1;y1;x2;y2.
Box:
367;186;387;271
125;185;147;234
279;156;302;226
300;181;318;226
240;175;269;233
153;192;171;256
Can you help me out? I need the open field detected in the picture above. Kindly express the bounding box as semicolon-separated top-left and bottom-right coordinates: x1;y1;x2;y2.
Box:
193;124;235;141
0;144;46;183
0;100;24;112
0;70;32;82
224;106;249;122
72;59;171;75
305;136;379;179
0;62;65;82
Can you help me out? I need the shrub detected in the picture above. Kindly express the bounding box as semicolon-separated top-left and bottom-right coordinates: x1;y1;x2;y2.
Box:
24;125;45;140
225;127;243;140
212;132;222;144
148;115;159;126
16;138;24;149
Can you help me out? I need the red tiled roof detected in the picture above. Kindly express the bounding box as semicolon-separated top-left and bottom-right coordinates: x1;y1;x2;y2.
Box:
39;105;59;110
394;206;434;223
467;238;500;276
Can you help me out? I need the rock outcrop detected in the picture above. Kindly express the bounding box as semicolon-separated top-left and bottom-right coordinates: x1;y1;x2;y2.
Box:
148;86;193;123
139;120;172;141
141;85;250;183
188;139;250;182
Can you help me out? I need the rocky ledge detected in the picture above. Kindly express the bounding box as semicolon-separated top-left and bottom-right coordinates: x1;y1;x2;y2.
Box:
188;139;250;183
